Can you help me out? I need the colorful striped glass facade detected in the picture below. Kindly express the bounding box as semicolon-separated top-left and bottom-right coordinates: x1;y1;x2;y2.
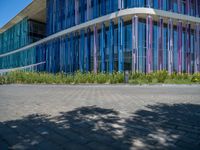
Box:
0;19;46;70
0;0;200;74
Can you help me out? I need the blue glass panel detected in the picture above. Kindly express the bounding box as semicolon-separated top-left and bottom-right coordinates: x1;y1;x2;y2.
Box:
153;23;158;71
138;20;146;72
173;29;178;72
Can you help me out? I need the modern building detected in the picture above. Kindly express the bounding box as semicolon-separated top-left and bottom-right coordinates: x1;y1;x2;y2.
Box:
0;0;200;74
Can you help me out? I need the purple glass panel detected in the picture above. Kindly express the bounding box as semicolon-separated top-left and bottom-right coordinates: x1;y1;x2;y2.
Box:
195;24;200;73
168;19;173;75
186;0;190;15
186;23;191;74
195;0;199;17
132;15;138;72
177;21;182;74
158;0;163;9
177;0;181;13
146;15;153;73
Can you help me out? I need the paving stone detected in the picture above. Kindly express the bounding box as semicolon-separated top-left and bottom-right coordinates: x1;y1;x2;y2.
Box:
61;142;89;150
0;85;200;150
87;141;114;150
0;139;9;150
33;140;62;150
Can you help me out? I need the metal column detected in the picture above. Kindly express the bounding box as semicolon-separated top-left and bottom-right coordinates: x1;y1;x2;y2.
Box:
146;15;153;73
158;17;163;71
109;20;114;73
186;0;190;15
186;23;191;74
86;28;91;72
70;33;74;73
132;15;138;73
80;30;85;72
93;25;98;73
168;19;173;74
87;0;91;21
177;21;182;74
75;0;79;25
194;24;200;73
177;0;181;13
118;0;124;10
158;0;163;9
75;32;79;71
101;23;106;72
118;17;124;72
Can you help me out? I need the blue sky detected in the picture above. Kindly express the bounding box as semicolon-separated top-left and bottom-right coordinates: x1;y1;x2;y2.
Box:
0;0;32;28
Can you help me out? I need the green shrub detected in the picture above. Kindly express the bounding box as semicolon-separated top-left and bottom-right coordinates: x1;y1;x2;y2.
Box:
114;72;124;83
130;72;145;80
170;72;177;80
191;73;200;83
87;72;96;83
155;70;168;83
146;73;153;83
63;75;73;84
0;70;199;85
129;79;140;84
175;74;188;80
0;76;5;84
107;72;124;84
73;71;86;84
95;73;108;84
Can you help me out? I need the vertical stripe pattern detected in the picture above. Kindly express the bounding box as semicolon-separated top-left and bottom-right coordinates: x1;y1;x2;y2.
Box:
177;21;182;73
132;15;138;72
146;15;153;73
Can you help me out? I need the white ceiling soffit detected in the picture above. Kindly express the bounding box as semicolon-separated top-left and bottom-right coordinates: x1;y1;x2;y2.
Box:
0;0;46;33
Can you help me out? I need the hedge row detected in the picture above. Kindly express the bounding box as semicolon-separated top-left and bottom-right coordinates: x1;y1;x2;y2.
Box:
0;71;200;84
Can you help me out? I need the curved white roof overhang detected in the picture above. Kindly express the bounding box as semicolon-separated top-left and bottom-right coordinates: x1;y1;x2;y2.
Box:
0;0;46;33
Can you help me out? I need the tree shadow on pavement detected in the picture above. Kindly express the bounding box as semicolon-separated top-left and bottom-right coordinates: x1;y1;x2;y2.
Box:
0;104;200;150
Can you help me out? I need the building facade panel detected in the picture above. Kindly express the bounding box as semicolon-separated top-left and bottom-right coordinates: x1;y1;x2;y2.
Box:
0;0;200;74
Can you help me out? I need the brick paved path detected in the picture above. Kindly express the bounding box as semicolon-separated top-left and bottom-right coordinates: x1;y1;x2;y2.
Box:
0;85;200;150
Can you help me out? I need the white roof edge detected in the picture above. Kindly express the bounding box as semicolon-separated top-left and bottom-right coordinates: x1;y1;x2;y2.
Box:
0;0;46;34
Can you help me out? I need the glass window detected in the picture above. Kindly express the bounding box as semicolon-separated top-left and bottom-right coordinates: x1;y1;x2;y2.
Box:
153;23;158;71
173;28;178;72
114;27;118;71
163;25;168;70
124;23;132;71
138;20;146;72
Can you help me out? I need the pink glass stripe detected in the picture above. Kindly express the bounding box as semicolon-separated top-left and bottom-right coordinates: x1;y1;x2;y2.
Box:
158;0;163;9
195;24;200;73
177;0;181;13
186;23;191;74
